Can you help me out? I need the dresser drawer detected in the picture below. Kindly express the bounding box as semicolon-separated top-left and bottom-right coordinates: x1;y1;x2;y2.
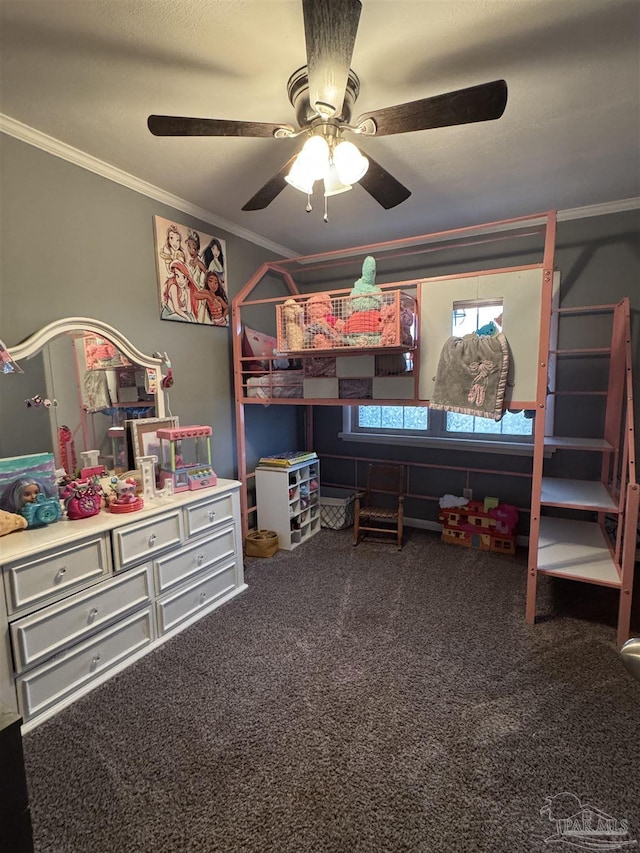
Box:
154;525;236;594
3;536;111;616
183;492;235;539
16;607;155;721
11;565;152;673
156;561;236;635
112;510;183;571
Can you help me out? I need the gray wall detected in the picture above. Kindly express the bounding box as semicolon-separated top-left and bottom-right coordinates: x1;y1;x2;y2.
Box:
0;133;295;479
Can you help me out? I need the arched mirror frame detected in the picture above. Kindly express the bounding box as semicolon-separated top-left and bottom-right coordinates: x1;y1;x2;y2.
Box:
8;317;166;419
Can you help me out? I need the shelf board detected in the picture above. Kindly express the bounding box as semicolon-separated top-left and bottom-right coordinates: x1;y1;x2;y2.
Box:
537;517;621;587
544;436;613;452
540;477;618;512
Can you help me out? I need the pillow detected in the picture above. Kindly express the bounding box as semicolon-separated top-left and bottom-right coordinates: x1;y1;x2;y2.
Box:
242;327;288;373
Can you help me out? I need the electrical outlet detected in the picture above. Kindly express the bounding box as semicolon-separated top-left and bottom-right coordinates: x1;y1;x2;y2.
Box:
463;487;473;500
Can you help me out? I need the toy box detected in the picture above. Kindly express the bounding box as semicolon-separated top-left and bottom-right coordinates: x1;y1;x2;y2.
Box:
320;487;356;529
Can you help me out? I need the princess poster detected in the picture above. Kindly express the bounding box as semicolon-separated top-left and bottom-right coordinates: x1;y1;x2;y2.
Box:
153;216;229;327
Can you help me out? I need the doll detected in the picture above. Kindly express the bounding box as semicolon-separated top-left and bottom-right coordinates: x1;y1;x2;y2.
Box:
0;476;62;528
303;293;344;349
281;298;305;351
343;255;383;346
0;476;51;513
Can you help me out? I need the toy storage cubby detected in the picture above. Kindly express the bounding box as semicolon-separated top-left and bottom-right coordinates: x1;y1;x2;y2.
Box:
255;459;321;550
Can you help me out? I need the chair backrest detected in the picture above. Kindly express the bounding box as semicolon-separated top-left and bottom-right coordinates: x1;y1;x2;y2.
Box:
365;464;405;498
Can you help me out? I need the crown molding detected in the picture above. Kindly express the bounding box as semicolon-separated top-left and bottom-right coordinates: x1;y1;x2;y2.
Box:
0;113;297;259
557;197;640;221
1;113;638;258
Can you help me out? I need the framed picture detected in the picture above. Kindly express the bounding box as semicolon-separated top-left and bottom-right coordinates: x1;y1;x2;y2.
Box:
126;416;179;469
153;215;228;327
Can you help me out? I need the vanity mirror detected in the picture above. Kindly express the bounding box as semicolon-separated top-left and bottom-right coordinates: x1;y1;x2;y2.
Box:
0;318;166;474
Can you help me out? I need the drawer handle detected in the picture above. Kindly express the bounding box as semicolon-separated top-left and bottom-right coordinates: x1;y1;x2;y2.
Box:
197;554;205;566
54;567;67;582
208;510;216;521
88;607;99;621
90;653;101;671
148;533;157;548
199;591;207;601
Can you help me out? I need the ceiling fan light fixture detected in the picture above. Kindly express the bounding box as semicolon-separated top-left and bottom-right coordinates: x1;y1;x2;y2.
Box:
333;139;369;185
323;163;352;197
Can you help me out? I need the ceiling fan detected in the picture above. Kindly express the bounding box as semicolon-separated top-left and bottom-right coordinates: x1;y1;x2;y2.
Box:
147;0;507;213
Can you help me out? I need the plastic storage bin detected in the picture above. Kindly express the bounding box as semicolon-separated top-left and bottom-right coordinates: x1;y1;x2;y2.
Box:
320;488;356;529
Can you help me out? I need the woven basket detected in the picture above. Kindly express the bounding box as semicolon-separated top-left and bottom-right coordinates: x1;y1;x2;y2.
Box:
245;529;279;558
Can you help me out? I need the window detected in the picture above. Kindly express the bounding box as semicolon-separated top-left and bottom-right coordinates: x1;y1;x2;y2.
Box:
344;299;534;453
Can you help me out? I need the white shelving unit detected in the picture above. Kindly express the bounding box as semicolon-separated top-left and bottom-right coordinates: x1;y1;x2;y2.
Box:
255;458;321;550
527;299;638;646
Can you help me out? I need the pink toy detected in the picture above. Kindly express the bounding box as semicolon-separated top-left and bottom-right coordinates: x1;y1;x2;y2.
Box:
156;425;217;492
109;477;144;514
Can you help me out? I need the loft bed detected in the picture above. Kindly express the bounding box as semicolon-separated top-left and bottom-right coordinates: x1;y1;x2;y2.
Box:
231;211;637;646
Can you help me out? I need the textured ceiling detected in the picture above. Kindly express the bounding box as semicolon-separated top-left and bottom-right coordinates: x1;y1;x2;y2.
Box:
1;0;638;256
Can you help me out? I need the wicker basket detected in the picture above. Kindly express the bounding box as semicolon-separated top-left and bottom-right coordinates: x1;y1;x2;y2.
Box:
245;529;279;557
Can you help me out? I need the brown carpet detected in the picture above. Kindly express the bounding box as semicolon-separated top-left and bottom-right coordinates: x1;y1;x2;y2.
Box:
23;528;640;853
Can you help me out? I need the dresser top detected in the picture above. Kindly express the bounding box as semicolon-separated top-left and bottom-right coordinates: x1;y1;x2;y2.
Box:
0;479;241;564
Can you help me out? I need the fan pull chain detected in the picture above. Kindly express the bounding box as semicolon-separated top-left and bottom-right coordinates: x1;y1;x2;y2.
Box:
305;193;312;213
324;196;329;223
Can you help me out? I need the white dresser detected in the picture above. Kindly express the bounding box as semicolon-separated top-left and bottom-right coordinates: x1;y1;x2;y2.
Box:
0;480;245;730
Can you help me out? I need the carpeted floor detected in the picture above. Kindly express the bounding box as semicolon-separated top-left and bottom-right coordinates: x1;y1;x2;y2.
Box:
23;528;640;853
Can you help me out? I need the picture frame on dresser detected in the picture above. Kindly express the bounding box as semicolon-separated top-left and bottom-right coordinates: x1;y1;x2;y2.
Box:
126;416;179;469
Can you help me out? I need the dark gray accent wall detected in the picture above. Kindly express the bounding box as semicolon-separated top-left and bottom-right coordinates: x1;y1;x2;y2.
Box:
0;134;297;478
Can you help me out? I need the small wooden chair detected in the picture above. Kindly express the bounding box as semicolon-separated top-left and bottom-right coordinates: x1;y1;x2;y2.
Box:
353;463;405;550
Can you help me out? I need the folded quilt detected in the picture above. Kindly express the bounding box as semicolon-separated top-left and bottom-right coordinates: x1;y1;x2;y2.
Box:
430;331;509;421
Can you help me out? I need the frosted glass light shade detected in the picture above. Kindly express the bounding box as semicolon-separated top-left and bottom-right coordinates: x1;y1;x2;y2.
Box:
299;135;330;180
285;157;315;194
333;139;369;185
323;163;352;197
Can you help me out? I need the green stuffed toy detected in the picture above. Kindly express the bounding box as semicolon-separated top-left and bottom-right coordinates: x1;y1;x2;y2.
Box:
343;255;383;345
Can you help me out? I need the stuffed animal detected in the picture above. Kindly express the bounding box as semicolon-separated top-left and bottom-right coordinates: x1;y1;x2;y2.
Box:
343;255;383;345
0;508;28;537
399;293;416;346
380;304;398;346
304;293;344;349
282;298;305;351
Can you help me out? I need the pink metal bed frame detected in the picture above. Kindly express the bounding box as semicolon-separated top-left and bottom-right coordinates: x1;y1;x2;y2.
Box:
231;211;637;645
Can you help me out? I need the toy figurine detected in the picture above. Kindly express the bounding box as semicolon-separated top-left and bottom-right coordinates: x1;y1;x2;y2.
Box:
109;476;144;514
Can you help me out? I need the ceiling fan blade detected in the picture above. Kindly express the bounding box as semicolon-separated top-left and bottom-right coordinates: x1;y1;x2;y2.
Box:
355;79;508;137
303;0;362;117
148;115;295;138
358;153;411;209
241;155;300;211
